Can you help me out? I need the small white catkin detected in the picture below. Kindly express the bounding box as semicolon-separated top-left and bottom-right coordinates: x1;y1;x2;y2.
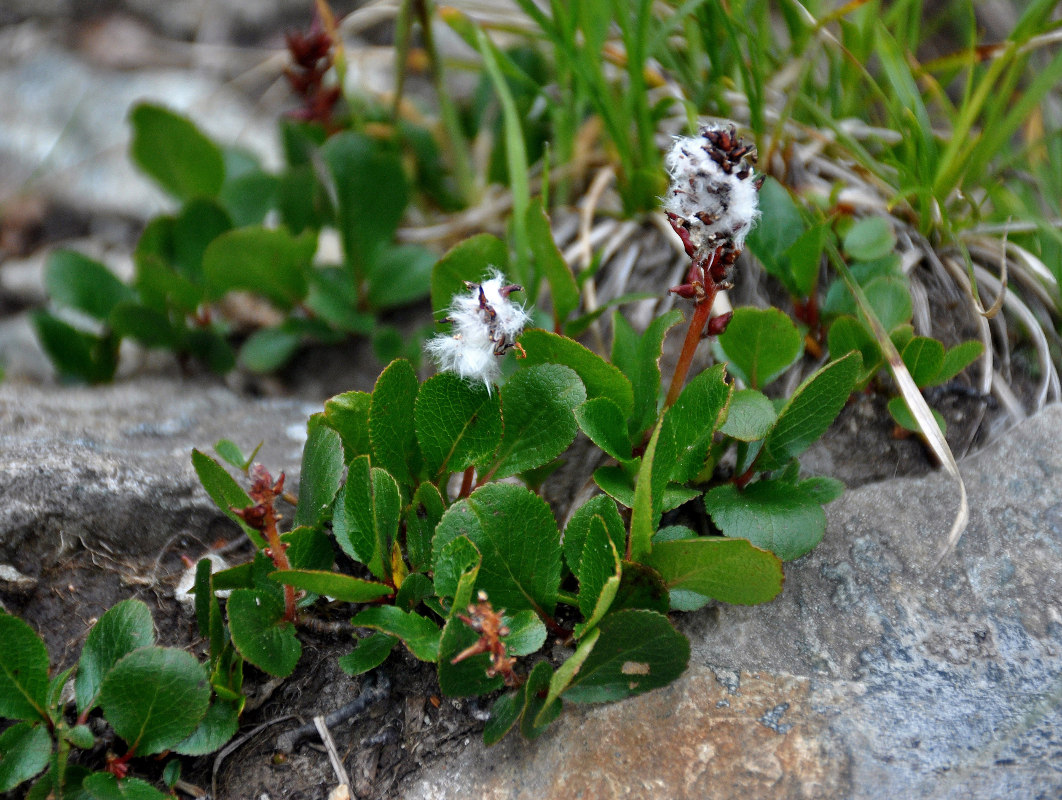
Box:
663;127;760;253
425;269;529;391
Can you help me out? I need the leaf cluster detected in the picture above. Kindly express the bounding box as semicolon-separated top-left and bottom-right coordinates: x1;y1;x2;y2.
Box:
0;600;230;798
34;103;441;382
183;231;860;744
748;179;983;436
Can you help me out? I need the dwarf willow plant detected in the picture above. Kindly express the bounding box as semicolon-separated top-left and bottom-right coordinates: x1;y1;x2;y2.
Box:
185;127;861;744
0;600;230;799
34;96;442;382
748;180;983;435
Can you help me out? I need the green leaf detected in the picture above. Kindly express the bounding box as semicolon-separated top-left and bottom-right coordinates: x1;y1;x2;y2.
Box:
276;163;323;235
487;364;585;480
202;227;313;310
483;689;523;745
415;372;503;477
610;311;683;436
746;177;807;297
293;424;344;529
535;629;599;730
218;161;278;227
193;559;225;661
783;221;830;297
573;518;622;639
190;450;263;547
844;216;896;261
270;570;392;603
527;199;579;324
563;494;626;576
715;307;802;390
281;526;335;571
433;483;561;616
172;698;239;756
333;456;400;581
238;327;301;373
629;417;674;561
129;103;224;200
501;610;547;656
45;251;134;320
520;660;560;739
350;607;441;662
170;199;233;282
644;537;784;604
862;275;913;332
759;351;861;470
593;465;635;508
369;359;421;486
822;254;904;318
323;390;372;463
99;647;210;755
661;363;731;483
431;234;509;321
404;482;445;574
562;610;689;703
519;329;634;416
226;589;301;677
339;634;397;676
306;269;371;334
0;615;50;723
83;773;169;800
75;599;155;715
366;244;435;310
937;339;984;385
901;336;945;388
888;396;946;434
891;324;915;353
800;476;846;505
211;563;253;591
705;477;829;561
184;328;236;374
574;397;632;462
108;303;178;349
214;440;254;474
826;315;882;384
64;723;95;750
719;389;776;442
395;573;434;612
31;311;118;384
611;561;671;613
437;557;505;698
0;722;50;792
433;536;482;601
320;132;408;278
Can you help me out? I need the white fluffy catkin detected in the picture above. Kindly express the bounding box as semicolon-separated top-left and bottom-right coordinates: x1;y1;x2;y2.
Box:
664;126;760;253
425;270;529;391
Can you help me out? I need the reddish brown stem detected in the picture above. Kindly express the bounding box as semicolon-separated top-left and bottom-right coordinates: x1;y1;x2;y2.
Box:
105;747;135;778
263;517;296;623
733;464;757;490
459;466;475;499
664;285;717;409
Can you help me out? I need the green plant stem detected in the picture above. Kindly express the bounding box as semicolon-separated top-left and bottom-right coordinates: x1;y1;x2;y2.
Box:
664;286;716;409
476;26;533;291
555;589;579;607
415;0;476;205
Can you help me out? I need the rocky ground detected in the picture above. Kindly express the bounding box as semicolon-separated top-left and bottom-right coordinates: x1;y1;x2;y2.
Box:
1;2;1060;799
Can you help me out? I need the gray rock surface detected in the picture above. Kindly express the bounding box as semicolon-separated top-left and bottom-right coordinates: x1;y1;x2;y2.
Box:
0;30;280;220
0;377;318;576
402;406;1062;800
